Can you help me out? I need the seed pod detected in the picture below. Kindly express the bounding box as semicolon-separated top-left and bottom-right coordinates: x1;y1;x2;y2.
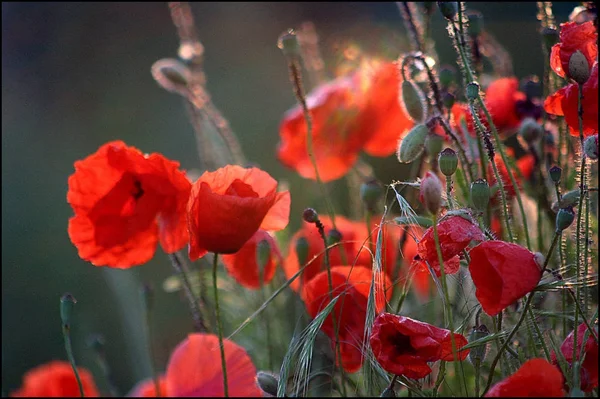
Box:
468;324;490;364
442;91;456;109
60;293;77;327
397;124;428;163
568;50;591;84
470;179;490;212
583;135;598;160
256;371;279;396
302;208;319;224
438;2;458;20
277;30;300;57
400;80;428;123
360;179;384;213
327;229;343;245
556;206;576;232
519;118;544;143
439;148;458;176
549;166;562;183
295;236;310;266
466;82;480;101
420;171;443;215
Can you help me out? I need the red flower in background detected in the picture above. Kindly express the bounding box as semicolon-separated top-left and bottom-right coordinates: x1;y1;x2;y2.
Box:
277;60;413;182
303;266;391;373
128;377;167;397
469;240;541;316
549;21;598;79
165;333;261;397
187;165;290;260
415;214;485;276
369;312;469;379
485;358;565;397
10;361;100;397
551;323;599;392
221;229;282;289
544;63;598;136
67;141;191;268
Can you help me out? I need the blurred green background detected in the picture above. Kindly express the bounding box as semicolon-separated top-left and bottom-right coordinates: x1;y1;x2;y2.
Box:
2;2;576;395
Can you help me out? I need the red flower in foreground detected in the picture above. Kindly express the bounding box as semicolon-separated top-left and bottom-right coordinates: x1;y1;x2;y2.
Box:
221;229;282;289
370;312;469;379
544;63;598;136
67;141;191;268
415;214;485;276
10;361;100;397
128;377;167;397
551;323;599;392
187;165;290;260
165;333;261;397
549;21;598;79
303;266;392;373
485;358;565;397
469;240;541;316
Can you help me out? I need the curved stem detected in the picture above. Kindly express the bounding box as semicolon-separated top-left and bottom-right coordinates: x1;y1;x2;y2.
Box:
62;325;85;397
212;254;229;397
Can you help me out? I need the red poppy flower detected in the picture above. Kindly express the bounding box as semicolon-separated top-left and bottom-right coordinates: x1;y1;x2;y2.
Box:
187;165;290;260
221;229;282;289
369;312;469;379
10;361;100;397
469;240;541;316
551;323;599;392
67;141;191;268
544;63;598;136
550;21;598;79
415;214;485;276
165;333;261;397
485;77;527;132
277;74;367;182
128;376;167;397
357;60;414;156
303;266;392;373
485;358;565;397
488;153;536;199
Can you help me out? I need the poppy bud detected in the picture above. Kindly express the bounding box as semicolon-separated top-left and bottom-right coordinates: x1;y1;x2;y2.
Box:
442;91;456;109
397;124;428;163
549;166;562;183
256;239;271;270
439;148;458;176
277;30;300;58
583;134;598;160
400;80;428;123
521;76;542;100
467;10;484;37
438;1;458;20
568;50;591;84
256;371;278;396
303;208;319;224
470;179;490;212
466;82;480;101
519;118;544;143
468;324;490;364
360;179;384;212
542;27;559;52
295;236;310;266
380;387;396;397
419;171;443;215
151;58;191;95
556;206;575;232
60;293;77;327
439;66;456;88
327;229;343;245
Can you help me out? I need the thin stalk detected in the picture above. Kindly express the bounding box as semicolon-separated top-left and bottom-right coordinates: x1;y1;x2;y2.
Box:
433;361;446;397
258;262;273;371
168;253;206;332
446;176;454;210
212;254;228;397
62;325;84;397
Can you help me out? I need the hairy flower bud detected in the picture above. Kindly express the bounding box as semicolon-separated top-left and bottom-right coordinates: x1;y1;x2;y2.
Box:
400;80;428;123
583;135;598;160
470;179;490;212
397;124;428;163
466;82;480;101
439;148;458;176
568;50;591;84
420;171;443;215
556;206;576;232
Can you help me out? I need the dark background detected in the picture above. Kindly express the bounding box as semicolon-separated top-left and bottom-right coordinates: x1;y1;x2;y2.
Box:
2;2;576;394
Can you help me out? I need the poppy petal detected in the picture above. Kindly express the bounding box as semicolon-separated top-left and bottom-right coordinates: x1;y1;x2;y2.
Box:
485;358;565;397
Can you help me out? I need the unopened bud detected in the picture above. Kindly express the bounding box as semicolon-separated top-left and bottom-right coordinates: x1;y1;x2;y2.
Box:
60;293;77;327
466;82;480;101
401;80;428;123
438;66;456;88
467;11;484;37
360;179;384;212
295;236;310;266
519;118;544;143
442;91;456;109
583;135;598;160
256;239;271;270
439;148;458;176
257;371;279;396
521;76;542;99
397;124;428;163
151;58;191;96
438;2;458;20
327;229;343;246
468;324;490;364
303;208;319;224
568;50;591;84
549;166;562;183
419;171;443;215
277;30;300;57
470;179;490;211
556;206;576;232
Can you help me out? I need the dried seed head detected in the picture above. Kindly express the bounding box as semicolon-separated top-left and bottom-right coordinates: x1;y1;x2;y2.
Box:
439;148;459;176
470;179;490;212
568;50;591;84
556;206;576;232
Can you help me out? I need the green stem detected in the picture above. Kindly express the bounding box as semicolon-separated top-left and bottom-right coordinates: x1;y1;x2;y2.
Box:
258;261;273;371
446;176;454;210
62;325;85;397
212;254;229;397
168;253;206;332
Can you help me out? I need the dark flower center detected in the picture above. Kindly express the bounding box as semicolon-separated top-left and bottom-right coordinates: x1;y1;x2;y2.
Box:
391;333;417;355
132;179;144;200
